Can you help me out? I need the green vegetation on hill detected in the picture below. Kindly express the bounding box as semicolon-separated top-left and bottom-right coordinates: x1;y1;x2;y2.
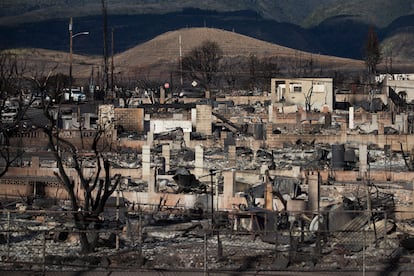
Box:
3;0;408;28
1;0;413;37
0;0;413;62
381;27;414;61
303;0;414;27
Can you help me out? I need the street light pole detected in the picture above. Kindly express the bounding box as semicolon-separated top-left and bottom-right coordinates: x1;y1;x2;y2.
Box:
68;17;89;102
69;17;73;101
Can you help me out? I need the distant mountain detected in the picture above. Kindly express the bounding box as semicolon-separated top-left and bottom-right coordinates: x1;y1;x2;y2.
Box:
303;0;414;27
2;0;412;28
0;0;337;26
12;27;414;88
0;1;413;61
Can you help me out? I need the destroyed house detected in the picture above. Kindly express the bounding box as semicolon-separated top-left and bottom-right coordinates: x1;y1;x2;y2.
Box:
270;78;334;112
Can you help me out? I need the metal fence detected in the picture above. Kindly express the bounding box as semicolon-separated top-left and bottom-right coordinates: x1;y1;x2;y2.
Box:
0;208;413;274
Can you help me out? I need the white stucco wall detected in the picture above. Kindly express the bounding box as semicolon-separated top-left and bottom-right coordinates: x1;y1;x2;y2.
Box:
150;119;192;134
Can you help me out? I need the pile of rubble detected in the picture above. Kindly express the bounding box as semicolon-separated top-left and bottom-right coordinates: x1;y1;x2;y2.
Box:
1;198;414;273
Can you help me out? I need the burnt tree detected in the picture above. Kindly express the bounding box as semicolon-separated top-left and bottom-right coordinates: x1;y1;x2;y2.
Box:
0;51;28;177
364;26;381;79
45;125;121;253
29;65;122;253
181;40;223;97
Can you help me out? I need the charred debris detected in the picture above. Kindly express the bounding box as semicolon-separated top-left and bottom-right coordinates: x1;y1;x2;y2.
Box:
2;83;414;272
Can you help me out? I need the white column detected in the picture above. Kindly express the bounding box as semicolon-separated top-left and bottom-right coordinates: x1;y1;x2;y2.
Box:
359;144;368;175
349;106;354;129
142;145;154;193
195;145;204;177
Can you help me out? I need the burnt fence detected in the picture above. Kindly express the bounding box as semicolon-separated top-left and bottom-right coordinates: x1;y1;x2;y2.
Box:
0;208;413;274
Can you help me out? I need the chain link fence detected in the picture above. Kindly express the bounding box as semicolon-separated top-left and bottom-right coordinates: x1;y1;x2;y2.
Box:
0;208;413;274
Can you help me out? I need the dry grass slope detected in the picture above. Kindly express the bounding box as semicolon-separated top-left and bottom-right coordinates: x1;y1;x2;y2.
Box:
114;27;364;74
11;27;369;80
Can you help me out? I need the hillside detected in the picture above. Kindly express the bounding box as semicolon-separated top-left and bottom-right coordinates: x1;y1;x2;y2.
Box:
381;27;414;62
0;0;336;27
303;0;414;27
15;27;414;85
68;27;366;81
2;0;412;28
115;27;363;69
1;1;414;61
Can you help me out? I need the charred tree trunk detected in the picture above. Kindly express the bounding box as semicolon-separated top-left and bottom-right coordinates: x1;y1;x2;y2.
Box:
43;125;121;253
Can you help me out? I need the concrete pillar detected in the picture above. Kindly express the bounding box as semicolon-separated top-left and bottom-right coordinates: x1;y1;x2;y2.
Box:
195;145;204;177
268;104;274;123
308;172;320;214
378;122;384;135
196;104;212;136
349;106;354;129
266;122;273;142
264;173;273;210
359;144;368;175
341;121;347;134
183;131;190;145
162;144;170;173
296;112;302;125
253;150;257;164
301;109;307;122
72;112;77;125
371;113;378;131
285;80;290;95
84;113;91;129
228;145;236;167
402;113;408;134
223;169;236;200
160;86;165;104
362;113;367;123
31;156;39;168
146;130;153;146
395;113;408;134
260;164;268;180
142;145;153;192
191;108;197;128
270;78;277;105
405;113;409;134
395;114;402;132
292;166;301;178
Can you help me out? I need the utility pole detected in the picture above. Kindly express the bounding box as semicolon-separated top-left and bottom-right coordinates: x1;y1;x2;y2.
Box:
102;0;109;100
111;27;115;95
68;18;88;102
179;35;183;87
69;17;73;102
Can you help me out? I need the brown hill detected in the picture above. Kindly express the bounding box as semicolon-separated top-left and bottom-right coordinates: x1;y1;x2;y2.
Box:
13;27;373;82
111;27;365;78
